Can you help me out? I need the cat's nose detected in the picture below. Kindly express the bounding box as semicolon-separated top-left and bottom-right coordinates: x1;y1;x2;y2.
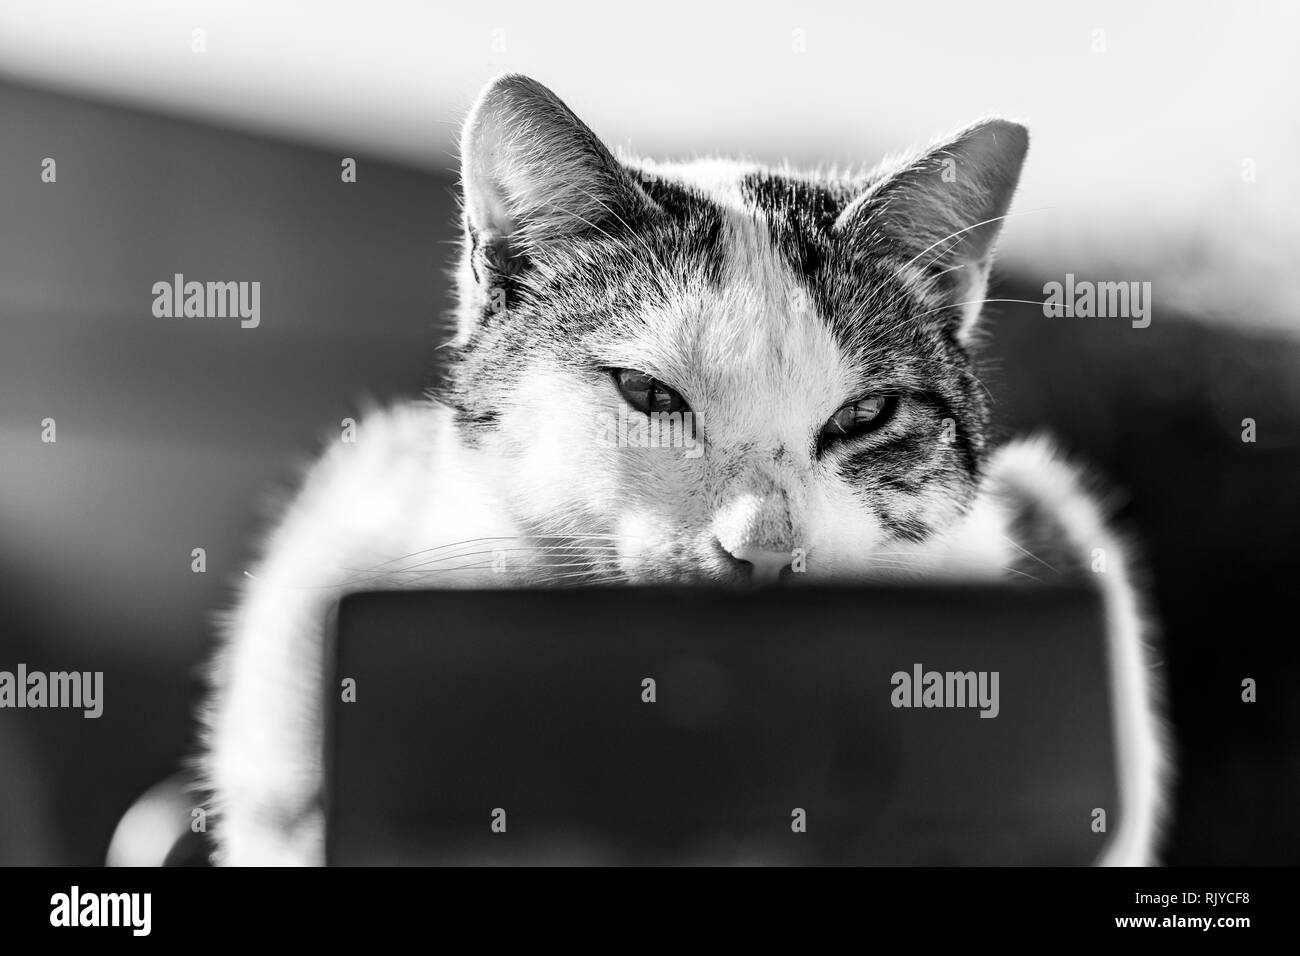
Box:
719;544;793;584
712;485;798;582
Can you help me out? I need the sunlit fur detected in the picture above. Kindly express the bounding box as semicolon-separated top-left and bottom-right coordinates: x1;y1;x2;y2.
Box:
199;74;1167;867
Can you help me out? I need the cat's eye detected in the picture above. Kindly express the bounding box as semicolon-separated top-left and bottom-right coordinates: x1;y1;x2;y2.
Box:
612;369;691;415
820;394;897;446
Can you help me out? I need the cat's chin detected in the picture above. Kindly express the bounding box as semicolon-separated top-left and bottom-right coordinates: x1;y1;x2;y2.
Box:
615;568;750;587
610;565;874;587
609;551;928;587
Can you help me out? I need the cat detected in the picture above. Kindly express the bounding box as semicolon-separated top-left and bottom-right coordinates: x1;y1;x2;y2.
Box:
199;73;1168;866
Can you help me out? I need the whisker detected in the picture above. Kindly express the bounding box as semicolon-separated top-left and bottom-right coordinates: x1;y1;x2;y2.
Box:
891;206;1055;281
534;568;629;584
361;535;640;572
1001;535;1059;574
910;297;1045;322
353;544;625;576
377;559;611;577
1001;565;1046;585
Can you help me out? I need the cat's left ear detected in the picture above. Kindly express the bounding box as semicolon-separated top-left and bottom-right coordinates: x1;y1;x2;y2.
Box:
834;119;1028;341
460;74;663;274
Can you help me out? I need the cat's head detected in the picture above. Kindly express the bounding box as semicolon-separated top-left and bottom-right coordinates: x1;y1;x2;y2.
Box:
445;74;1027;584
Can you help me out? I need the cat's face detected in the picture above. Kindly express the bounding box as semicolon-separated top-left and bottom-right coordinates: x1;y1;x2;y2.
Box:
448;75;1027;584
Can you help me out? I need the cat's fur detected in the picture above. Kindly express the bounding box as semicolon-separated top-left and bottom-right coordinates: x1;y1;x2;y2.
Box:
200;74;1168;866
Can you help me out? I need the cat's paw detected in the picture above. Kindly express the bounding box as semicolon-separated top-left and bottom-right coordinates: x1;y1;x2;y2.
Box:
212;804;325;866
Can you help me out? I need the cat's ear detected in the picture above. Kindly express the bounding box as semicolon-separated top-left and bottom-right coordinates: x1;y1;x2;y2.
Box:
834;119;1028;340
460;73;661;274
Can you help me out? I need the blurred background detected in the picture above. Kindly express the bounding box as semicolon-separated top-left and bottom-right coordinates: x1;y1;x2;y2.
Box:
0;0;1296;865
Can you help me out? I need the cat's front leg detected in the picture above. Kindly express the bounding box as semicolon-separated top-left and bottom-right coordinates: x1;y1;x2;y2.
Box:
201;402;524;864
202;573;341;865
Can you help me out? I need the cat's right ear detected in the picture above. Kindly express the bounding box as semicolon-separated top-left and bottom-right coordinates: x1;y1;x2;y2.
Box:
460;74;662;278
833;119;1028;342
